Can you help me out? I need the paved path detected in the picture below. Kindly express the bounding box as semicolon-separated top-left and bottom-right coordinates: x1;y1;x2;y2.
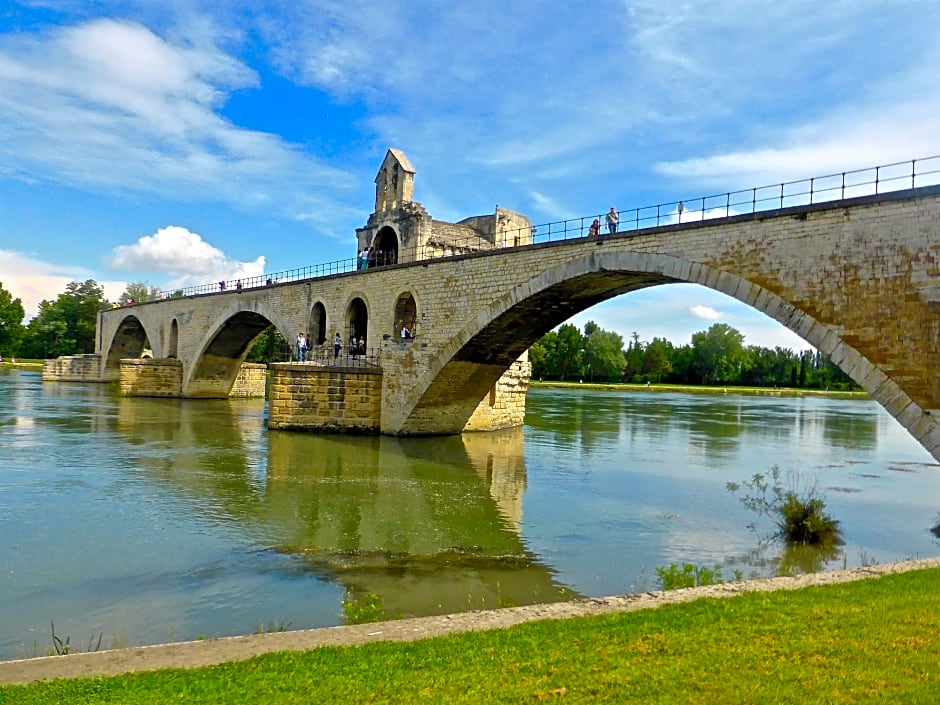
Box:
2;557;939;685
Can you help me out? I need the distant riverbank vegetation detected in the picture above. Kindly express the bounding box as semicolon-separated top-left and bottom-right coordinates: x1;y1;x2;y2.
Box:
530;321;860;392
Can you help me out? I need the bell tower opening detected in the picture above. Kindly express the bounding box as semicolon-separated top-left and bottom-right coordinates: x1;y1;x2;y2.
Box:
373;226;399;266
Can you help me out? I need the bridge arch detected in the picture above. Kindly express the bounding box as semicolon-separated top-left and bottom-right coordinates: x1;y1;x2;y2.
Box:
184;302;293;397
103;313;155;375
401;250;931;449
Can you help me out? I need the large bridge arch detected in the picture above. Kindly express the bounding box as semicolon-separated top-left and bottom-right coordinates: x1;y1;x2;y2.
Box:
184;302;294;397
103;312;155;375
398;250;935;454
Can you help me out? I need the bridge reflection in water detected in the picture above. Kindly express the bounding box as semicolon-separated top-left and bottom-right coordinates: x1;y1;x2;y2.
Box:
114;395;576;620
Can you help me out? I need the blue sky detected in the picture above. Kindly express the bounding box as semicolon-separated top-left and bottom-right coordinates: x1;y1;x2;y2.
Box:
2;0;939;351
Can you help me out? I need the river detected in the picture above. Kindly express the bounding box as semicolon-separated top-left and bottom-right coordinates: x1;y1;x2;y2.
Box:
1;368;938;660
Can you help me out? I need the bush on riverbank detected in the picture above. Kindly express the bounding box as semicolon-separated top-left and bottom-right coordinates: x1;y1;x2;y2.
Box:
727;465;842;546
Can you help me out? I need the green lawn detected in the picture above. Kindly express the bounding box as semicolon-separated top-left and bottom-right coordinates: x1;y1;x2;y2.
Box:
2;569;937;704
532;379;868;398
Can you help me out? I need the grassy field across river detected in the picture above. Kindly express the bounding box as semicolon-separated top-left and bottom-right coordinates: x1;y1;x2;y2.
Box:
531;379;869;399
2;564;937;704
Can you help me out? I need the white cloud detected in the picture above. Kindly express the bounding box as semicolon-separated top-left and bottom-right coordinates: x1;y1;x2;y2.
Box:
106;225;265;289
0;250;125;320
0;17;353;222
689;305;720;321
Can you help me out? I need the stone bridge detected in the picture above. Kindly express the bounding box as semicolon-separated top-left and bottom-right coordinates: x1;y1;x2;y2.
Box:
49;181;940;461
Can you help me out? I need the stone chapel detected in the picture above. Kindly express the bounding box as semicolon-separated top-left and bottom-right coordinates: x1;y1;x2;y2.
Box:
356;149;533;265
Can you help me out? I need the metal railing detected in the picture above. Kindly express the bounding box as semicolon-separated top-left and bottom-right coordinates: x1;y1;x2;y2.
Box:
110;155;940;307
265;340;383;367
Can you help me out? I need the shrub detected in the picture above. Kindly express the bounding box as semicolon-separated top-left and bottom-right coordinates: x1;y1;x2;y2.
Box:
727;465;842;546
655;563;726;590
342;592;386;624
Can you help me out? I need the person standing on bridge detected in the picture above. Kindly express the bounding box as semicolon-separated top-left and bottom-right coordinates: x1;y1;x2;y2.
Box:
588;218;601;237
606;207;619;234
333;332;342;359
296;331;307;362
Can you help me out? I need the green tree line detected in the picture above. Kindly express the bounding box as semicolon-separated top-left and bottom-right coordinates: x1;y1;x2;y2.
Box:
0;279;162;360
530;321;857;390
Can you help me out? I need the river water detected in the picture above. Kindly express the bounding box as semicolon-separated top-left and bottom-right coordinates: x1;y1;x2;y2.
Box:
1;369;938;659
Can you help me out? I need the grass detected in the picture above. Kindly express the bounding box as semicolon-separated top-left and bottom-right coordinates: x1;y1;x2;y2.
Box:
0;358;42;367
2;568;938;704
531;379;868;399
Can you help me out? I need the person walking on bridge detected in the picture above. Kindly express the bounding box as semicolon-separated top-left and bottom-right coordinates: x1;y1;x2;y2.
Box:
606;206;619;234
333;332;342;359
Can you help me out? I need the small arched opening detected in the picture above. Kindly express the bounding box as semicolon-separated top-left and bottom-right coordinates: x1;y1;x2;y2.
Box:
308;302;327;345
394;292;418;339
344;298;368;353
167;319;179;358
373;226;399;267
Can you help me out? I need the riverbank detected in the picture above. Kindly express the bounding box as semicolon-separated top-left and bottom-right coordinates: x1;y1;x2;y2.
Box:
531;379;869;399
2;556;938;693
0;360;41;370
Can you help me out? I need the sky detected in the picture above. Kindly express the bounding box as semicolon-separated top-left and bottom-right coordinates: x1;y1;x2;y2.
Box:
2;0;939;351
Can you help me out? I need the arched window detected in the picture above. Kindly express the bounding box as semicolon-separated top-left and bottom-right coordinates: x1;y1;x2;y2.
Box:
167;319;179;358
394;292;418;338
309;302;327;345
345;297;368;347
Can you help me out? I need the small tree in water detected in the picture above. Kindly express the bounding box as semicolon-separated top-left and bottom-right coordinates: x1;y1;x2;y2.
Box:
727;465;842;546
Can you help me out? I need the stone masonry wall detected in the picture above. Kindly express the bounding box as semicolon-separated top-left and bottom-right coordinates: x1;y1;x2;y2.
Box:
41;354;104;382
463;354;531;432
229;362;267;398
120;358;183;397
268;363;382;433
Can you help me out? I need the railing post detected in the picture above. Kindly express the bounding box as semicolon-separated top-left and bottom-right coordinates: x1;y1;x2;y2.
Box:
751;188;756;213
875;166;880;194
912;159;916;188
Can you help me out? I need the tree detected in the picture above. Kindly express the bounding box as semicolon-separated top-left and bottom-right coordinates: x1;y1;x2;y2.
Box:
623;331;644;381
117;281;162;306
642;338;673;382
20;280;106;358
583;326;626;382
740;346;795;387
0;282;26;356
690;323;745;385
547;324;583;380
245;327;287;363
528;339;550;379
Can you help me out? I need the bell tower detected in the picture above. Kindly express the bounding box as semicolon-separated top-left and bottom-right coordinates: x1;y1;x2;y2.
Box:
374;148;416;213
